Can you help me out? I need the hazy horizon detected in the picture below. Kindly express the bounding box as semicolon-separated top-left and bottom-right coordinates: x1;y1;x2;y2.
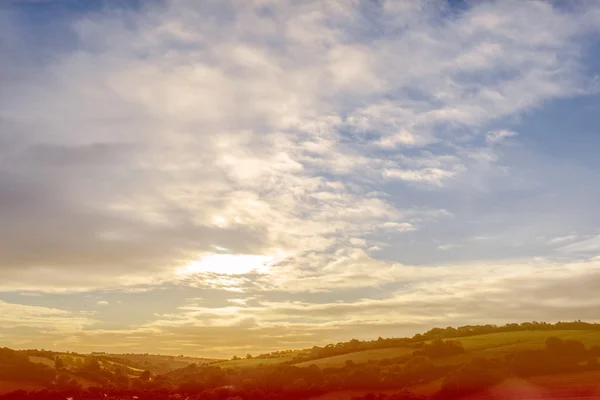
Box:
1;0;600;359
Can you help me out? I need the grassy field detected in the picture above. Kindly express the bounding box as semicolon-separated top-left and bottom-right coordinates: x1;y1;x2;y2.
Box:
299;330;600;370
27;356;55;368
449;330;600;351
102;359;146;375
295;347;415;368
431;330;600;367
213;330;600;370
216;355;296;369
104;353;218;373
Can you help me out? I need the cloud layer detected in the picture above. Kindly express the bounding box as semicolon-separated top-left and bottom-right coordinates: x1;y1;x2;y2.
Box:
1;0;600;356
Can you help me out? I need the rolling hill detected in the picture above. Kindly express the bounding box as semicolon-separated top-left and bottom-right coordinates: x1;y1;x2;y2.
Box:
2;321;600;399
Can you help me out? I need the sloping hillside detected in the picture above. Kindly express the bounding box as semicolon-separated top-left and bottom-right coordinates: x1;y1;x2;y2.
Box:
296;347;415;368
296;330;600;370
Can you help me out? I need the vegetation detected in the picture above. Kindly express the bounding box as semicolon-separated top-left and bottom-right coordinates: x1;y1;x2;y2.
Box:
1;321;600;399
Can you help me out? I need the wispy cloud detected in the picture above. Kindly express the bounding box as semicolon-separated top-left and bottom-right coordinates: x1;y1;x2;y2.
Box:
0;300;97;341
486;130;518;144
559;235;600;254
547;234;579;245
1;0;600;354
437;244;464;251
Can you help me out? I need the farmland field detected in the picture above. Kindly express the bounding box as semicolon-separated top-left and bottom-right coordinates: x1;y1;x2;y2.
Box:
104;353;218;373
448;330;600;351
216;355;295;369
295;347;415;368
431;330;600;367
27;356;55;368
208;330;600;370
298;330;600;369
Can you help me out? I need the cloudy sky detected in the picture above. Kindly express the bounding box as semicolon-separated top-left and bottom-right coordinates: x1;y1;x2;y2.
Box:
1;0;600;358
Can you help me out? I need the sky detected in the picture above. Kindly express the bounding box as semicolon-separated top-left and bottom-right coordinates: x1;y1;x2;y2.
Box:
0;0;599;358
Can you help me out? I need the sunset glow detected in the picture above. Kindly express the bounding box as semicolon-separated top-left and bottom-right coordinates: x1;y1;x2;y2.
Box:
1;0;600;391
178;254;276;275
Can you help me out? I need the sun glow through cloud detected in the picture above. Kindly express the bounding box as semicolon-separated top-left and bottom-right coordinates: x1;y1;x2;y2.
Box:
1;0;600;359
178;254;276;275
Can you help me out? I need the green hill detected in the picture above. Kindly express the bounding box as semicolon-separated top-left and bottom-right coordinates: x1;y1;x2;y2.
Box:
3;322;600;398
294;330;600;370
296;347;415;368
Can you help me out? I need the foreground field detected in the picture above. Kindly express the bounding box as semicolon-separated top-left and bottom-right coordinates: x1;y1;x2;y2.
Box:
530;370;600;392
309;379;446;400
309;373;600;400
0;381;44;395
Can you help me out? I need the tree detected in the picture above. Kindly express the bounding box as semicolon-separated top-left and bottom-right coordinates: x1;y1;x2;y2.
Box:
292;378;309;391
544;337;563;355
140;370;151;381
55;374;82;390
83;357;101;371
114;366;130;388
55;357;65;370
561;339;586;361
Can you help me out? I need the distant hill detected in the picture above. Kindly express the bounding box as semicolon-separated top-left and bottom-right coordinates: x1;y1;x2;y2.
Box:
0;347;219;395
1;321;600;399
220;320;600;369
101;353;219;374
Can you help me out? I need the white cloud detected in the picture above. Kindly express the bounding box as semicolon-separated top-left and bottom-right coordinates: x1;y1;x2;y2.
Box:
0;300;97;333
559;235;600;254
375;130;418;148
349;238;367;246
437;244;463;251
547;234;579;245
51;256;600;357
381;222;416;232
384;168;458;186
0;0;598;311
486;130;519;144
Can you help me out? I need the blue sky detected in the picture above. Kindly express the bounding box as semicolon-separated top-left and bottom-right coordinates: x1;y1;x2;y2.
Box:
0;0;600;357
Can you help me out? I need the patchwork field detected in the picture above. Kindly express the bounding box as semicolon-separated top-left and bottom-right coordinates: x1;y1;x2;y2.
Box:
4;326;600;399
104;353;218;373
451;330;600;351
295;347;415;368
216;355;296;369
27;356;55;368
202;330;600;371
296;330;600;370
